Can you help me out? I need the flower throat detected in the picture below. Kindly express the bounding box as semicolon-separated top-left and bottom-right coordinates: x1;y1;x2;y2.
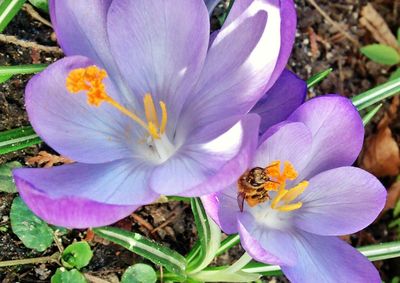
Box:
237;161;308;212
65;65;167;140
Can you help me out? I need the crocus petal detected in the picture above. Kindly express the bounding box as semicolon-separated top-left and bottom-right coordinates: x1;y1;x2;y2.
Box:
204;0;220;14
49;0;140;105
288;96;364;180
281;231;381;283
216;184;241;234
26;56;139;164
254;122;312;171
294;167;386;236
225;0;297;91
201;194;221;227
107;0;210;130
150;114;260;196
49;0;111;61
181;0;281;140
238;213;297;266
251;70;306;133
13;160;158;228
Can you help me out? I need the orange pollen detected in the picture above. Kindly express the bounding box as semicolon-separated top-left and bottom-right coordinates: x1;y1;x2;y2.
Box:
66;66;109;107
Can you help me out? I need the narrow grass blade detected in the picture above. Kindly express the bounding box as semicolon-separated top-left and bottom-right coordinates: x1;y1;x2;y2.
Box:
0;64;47;76
0;74;12;83
362;103;383;126
0;0;26;33
352;77;400;110
187;198;222;274
0;126;41;155
94;227;187;278
306;68;333;88
216;234;240;257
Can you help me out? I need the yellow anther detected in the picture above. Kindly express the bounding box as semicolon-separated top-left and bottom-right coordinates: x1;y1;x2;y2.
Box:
271;188;288;209
262;160;307;212
281;181;308;204
276;202;303;212
160;101;168;134
65;66;169;140
148;122;160;139
144;93;159;128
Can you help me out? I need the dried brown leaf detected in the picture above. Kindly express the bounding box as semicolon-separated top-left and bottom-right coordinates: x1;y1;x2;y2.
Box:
383;180;400;213
26;151;74;168
361;97;400;177
361;125;400;177
360;4;400;52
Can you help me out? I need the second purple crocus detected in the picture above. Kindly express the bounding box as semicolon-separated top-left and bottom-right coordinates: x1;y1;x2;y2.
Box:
203;96;386;282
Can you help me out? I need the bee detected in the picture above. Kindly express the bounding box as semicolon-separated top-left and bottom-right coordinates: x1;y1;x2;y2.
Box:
237;166;279;212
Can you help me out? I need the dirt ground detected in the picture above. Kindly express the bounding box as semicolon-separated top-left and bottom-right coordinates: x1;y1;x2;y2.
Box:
1;0;400;282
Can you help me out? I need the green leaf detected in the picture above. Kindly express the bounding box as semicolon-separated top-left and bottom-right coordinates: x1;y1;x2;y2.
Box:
51;268;87;283
0;0;26;33
352;77;400;110
186;198;222;274
390;68;400;81
28;0;48;12
0;64;47;76
121;264;157;283
0;74;12;83
306;68;333;88
360;44;400;66
0;161;22;193
61;241;93;270
94;226;186;277
10;197;53;252
362;103;383;126
0;126;41;155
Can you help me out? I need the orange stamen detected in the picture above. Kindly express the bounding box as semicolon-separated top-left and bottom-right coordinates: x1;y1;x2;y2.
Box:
65;65;169;140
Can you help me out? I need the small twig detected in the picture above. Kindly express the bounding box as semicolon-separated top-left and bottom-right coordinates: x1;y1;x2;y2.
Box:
86;268;125;276
53;231;64;253
0;34;62;54
83;273;112;283
307;27;319;58
306;0;360;47
131;213;154;232
150;204;187;235
0;252;59;267
23;4;52;28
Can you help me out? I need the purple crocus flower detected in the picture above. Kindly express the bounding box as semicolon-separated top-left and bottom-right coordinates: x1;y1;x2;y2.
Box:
13;0;298;228
202;96;386;282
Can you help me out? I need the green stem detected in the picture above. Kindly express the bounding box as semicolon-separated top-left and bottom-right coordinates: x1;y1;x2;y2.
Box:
0;252;59;267
224;252;252;274
216;234;240;256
